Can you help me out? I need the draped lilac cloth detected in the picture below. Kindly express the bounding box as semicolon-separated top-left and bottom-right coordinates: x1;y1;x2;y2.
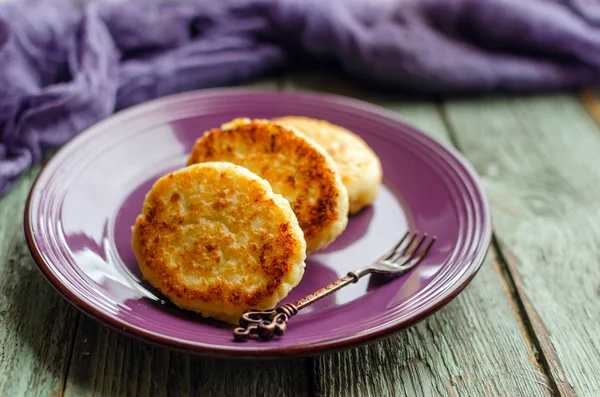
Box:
1;0;600;194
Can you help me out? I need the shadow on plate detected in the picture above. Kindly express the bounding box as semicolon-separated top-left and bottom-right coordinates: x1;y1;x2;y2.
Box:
318;206;374;253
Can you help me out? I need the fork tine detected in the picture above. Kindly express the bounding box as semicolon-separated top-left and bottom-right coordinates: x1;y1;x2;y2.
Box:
383;231;410;261
402;233;418;254
385;233;418;262
401;235;437;269
421;236;436;258
393;233;426;264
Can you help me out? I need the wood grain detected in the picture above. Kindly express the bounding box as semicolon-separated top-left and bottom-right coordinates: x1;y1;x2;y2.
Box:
284;72;552;397
64;316;308;397
443;94;600;396
494;237;576;397
0;169;79;397
310;254;554;397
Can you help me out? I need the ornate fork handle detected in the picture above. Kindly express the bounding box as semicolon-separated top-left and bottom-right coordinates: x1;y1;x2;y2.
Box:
233;270;368;342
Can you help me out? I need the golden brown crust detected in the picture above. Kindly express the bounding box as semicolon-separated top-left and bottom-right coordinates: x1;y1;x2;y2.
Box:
187;118;348;252
273;116;382;214
131;162;305;323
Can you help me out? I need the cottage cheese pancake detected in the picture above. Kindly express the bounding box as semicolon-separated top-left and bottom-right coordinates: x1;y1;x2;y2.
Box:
188;118;349;253
273;116;382;214
131;162;306;324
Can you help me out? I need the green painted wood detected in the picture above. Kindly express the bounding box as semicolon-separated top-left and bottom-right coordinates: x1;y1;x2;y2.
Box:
0;169;80;397
64;315;309;397
309;255;553;397
443;94;600;396
284;72;552;397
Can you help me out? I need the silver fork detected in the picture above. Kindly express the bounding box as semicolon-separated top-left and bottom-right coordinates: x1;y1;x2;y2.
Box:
233;232;436;342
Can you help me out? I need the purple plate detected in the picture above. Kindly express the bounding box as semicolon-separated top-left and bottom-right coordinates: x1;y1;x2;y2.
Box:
25;89;491;358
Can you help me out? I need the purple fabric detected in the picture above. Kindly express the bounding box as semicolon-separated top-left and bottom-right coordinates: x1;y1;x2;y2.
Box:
1;0;600;194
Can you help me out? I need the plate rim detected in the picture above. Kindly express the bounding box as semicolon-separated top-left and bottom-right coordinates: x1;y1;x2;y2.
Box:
23;87;492;359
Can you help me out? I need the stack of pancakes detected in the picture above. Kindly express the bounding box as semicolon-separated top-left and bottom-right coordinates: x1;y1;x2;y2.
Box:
131;116;382;324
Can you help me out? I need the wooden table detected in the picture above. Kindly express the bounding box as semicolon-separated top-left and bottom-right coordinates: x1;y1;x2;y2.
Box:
1;71;599;397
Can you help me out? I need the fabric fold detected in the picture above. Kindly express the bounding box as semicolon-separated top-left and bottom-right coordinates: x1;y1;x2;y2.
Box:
1;0;600;194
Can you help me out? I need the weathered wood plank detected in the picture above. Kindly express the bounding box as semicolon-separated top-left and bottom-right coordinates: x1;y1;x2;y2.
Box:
443;94;600;396
0;168;80;397
62;78;310;397
284;72;551;397
65;315;309;397
309;254;555;397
